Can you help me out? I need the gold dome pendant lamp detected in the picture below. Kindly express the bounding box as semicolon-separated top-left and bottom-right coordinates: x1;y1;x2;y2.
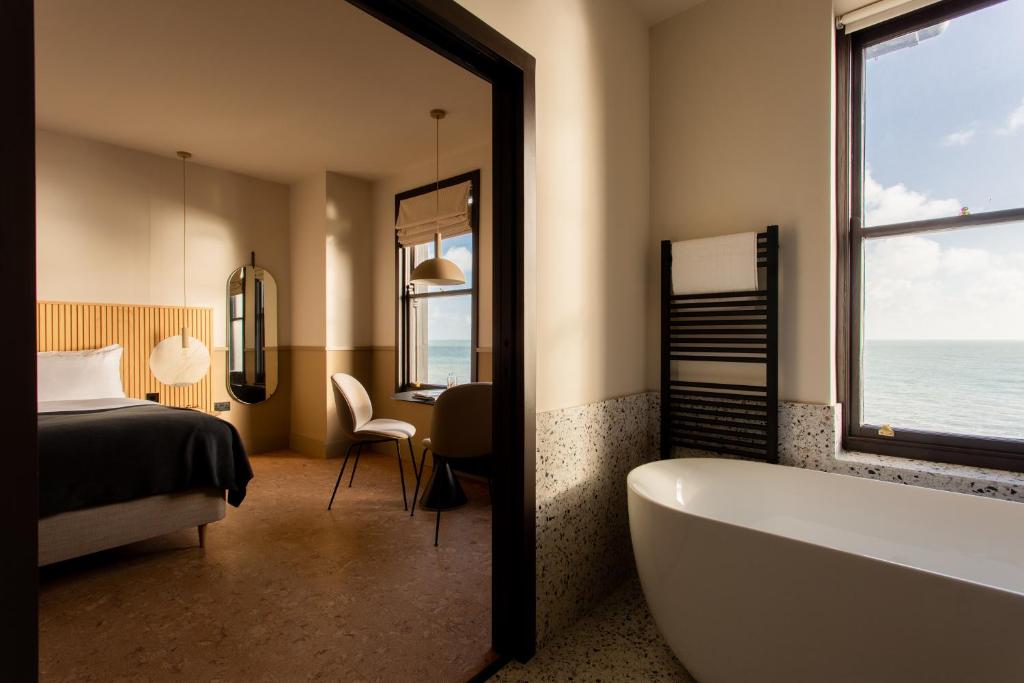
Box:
409;109;467;286
149;151;211;387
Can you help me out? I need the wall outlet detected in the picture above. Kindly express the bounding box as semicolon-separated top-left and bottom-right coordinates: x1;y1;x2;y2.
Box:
145;392;159;402
213;401;231;412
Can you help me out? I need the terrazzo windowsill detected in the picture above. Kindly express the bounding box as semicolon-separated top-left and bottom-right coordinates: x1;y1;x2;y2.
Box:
834;449;1024;502
778;399;1024;503
658;394;1024;504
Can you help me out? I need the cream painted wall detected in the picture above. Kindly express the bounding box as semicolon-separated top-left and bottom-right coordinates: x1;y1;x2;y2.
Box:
36;129;293;451
649;0;836;405
324;173;375;453
455;0;651;413
289;169;378;456
288;174;328;348
36;128;291;348
326;172;375;350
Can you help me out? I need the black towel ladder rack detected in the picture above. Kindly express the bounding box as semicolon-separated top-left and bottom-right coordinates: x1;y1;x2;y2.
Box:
660;225;779;463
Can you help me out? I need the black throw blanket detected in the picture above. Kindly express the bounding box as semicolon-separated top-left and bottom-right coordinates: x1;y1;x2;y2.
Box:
38;404;252;518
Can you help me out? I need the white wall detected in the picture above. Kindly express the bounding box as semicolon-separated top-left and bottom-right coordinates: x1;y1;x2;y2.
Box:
455;0;651;413
36;128;291;348
649;0;836;405
370;142;493;350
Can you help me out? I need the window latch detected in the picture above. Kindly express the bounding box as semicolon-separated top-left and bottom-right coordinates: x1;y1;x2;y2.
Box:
878;424;895;438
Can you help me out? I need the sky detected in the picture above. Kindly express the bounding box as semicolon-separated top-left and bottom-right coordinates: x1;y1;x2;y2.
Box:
422;232;473;342
423;2;1024;343
861;0;1024;340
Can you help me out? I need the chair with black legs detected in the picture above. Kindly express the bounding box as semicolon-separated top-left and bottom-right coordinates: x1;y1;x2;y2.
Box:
327;373;416;511
410;382;492;545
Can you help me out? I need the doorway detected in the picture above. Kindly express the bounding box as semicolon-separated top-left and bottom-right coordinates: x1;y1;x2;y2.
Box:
1;0;535;678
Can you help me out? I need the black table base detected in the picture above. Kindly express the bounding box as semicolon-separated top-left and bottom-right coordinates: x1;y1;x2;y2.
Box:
418;456;468;511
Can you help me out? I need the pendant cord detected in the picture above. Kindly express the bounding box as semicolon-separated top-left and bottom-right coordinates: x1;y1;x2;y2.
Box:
182;153;187;309
435;115;440;243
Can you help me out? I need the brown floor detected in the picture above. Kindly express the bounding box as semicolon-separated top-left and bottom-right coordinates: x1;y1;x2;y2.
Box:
40;451;493;682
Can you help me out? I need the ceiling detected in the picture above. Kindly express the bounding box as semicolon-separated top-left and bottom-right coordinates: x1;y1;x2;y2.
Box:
34;0;491;183
629;0;862;25
626;0;708;25
835;0;872;13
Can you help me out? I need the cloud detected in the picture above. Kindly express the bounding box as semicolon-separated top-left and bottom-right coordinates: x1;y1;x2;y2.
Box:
941;128;975;146
864;233;1024;340
997;97;1024;135
443;245;473;276
864;169;960;226
426;298;472;342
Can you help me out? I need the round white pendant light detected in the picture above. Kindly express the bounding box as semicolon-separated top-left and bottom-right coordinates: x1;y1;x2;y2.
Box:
410;109;466;287
150;151;211;387
150;329;211;387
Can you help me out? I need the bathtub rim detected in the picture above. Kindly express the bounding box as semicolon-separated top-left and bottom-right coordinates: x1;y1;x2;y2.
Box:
627;457;1024;599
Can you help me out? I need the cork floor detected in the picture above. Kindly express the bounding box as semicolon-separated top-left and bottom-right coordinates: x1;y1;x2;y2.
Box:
39;452;493;682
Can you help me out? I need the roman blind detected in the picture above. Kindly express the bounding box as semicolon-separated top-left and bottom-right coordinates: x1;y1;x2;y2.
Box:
836;0;941;33
395;181;472;247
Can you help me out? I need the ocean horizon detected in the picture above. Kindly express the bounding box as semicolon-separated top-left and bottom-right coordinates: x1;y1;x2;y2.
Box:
425;339;472;386
862;339;1024;441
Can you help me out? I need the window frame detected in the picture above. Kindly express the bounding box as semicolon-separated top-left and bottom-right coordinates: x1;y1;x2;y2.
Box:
394;169;481;391
839;0;1024;472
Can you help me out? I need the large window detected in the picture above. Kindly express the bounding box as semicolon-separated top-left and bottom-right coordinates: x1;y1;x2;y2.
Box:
842;0;1024;469
396;171;480;389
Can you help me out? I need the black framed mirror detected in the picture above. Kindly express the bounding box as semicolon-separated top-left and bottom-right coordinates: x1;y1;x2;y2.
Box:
226;263;278;404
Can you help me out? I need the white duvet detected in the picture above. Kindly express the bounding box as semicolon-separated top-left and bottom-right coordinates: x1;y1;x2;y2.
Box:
38;397;156;414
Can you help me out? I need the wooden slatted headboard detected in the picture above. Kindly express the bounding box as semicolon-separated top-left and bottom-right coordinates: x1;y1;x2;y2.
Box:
36;301;214;411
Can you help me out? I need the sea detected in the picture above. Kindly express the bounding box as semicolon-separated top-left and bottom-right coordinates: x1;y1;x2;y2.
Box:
427;339;1024;440
425;340;473;386
862;340;1024;440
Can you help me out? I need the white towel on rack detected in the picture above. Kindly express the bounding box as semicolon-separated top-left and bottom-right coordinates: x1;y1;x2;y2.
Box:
671;232;759;295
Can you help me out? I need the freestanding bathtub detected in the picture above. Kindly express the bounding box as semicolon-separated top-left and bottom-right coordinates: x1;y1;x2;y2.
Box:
627;458;1024;683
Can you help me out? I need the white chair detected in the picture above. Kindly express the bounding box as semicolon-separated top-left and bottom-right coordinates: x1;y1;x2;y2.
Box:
328;373;416;511
410;382;492;545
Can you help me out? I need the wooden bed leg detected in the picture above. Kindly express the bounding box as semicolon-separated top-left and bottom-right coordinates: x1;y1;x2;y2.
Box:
198;524;207;548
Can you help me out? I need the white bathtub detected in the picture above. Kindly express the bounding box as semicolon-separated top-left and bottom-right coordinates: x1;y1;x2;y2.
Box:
627;458;1024;683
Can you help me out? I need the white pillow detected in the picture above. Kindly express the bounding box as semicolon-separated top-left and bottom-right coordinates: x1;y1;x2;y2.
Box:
38;344;126;402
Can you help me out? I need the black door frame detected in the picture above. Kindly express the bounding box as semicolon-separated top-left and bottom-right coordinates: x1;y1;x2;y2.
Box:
1;0;39;679
343;0;537;662
0;0;536;675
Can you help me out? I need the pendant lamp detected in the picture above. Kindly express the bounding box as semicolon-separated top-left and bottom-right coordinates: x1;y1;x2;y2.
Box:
149;151;211;387
410;109;467;286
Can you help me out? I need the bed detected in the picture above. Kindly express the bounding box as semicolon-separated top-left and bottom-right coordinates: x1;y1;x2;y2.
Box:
36;305;252;566
38;397;251;566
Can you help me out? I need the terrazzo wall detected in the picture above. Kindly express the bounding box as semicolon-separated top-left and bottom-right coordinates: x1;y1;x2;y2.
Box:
535;392;1024;647
667;396;1024;503
535;392;659;644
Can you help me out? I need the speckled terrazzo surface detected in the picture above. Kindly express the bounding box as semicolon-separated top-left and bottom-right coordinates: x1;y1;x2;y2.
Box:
659;393;1024;503
39;453;494;682
491;577;693;682
535;393;659;645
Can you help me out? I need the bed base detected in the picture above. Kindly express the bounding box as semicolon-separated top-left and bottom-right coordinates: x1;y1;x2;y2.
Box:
38;489;225;566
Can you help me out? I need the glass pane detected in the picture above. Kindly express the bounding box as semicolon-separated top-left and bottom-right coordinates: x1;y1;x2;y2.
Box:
861;222;1024;439
862;0;1024;227
409;232;473;293
230;292;244;318
407;294;472;386
230;319;244;373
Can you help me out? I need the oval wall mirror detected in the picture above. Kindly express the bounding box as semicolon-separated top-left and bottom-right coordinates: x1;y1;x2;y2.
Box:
226;264;279;404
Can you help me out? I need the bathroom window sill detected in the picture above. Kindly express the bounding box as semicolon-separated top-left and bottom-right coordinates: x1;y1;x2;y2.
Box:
836;449;1024;502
